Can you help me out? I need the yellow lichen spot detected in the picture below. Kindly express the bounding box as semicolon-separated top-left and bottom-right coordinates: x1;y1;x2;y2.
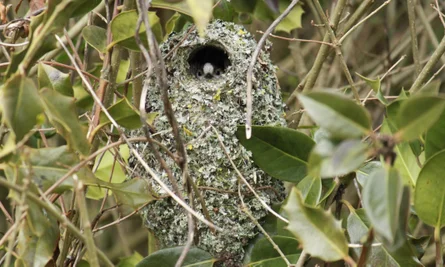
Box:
187;104;192;109
227;90;233;95
213;89;221;102
183;126;194;136
237;29;246;36
187;144;193;150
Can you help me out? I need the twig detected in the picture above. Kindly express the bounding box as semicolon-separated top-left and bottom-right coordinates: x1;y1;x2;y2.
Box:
436;0;445;29
0;201;14;225
256;30;335;47
246;0;301;139
406;0;421;76
435;226;443;267
409;35;445;93
339;1;392;44
295;250;308;267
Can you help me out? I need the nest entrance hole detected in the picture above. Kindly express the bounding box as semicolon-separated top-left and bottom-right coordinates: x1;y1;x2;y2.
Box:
188;44;231;79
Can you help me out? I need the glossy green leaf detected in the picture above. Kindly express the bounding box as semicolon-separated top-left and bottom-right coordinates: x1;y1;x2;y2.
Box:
117;252;144;267
40;88;90;156
298;92;371;139
309;139;368;178
394;96;445;141
82;25;107;53
346;207;423;266
213;0;236;21
363;166;404;245
236;126;315;183
356;73;387;105
245;236;300;267
275;2;303;33
414;150;445;228
136;247;216;267
356;161;382;186
109;11;162;50
38;63;73;96
418;80;441;95
186;0;212;36
425;110;445;159
0;74;43;141
283;188;349;261
296;176;322;206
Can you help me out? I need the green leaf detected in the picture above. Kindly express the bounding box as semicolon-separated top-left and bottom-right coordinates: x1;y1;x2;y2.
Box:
363;166;404;245
414;150;445;228
16;199;59;267
283;188;349;261
4;146;97;194
346;207;423;266
40;88;90;156
136;247;216;267
394;96;445;141
110;178;155;210
38;63;74;96
165;13;181;39
186;0;213;36
117;252;144;267
236;126;315;183
382;117;420;188
151;0;193;16
309;139;368;178
275;2;304;33
298;92;371;139
418;80;441;95
82;25;107;53
296;176;322;206
356;73;388;105
87;145;130;200
96;98;144;132
425;110;445;159
0;74;43;141
213;0;236;21
245;236;300;267
356;161;382;186
109;10;162;51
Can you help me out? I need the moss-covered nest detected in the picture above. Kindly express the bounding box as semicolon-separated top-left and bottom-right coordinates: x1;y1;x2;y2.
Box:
128;20;286;266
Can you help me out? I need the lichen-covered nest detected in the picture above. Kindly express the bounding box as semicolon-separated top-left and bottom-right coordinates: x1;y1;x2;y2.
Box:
128;20;285;266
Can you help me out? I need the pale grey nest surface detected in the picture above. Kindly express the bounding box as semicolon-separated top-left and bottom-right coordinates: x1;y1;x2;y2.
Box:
128;20;286;266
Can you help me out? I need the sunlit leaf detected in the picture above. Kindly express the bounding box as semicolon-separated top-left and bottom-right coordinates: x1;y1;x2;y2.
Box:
414;150;445;228
356;161;382;186
1;74;43;142
236;126;315;183
151;0;192;16
283;188;349;261
298;92;371;139
275;2;303;33
186;0;212;36
136;246;216;267
117;252;144;267
165;12;181;39
40;88;90;156
109;10;162;50
38;63;73;96
82;25;107;53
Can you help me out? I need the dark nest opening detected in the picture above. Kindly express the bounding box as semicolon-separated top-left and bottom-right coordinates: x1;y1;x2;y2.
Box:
188;44;231;79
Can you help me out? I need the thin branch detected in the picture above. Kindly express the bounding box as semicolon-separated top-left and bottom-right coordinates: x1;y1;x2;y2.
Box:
246;0;301;139
406;0;421;76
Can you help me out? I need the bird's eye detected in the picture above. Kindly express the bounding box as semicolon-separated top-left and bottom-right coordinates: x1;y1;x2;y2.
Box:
215;69;222;76
196;70;203;78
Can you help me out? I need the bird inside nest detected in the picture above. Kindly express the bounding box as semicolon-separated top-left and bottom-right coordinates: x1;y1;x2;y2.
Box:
195;62;223;79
